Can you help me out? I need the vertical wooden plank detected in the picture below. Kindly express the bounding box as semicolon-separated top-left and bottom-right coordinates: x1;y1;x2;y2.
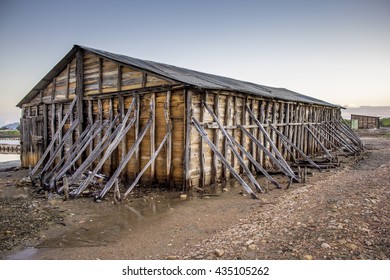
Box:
240;95;247;174
142;72;147;88
258;100;264;166
57;102;63;161
165;90;173;187
43;103;48;150
263;101;270;167
98;57;102;93
50;103;55;158
118;95;125;161
222;94;231;179
65;64;70;100
117;65;122;91
68;101;74;159
284;103;290;160
88;100;93;157
199;92;205;188
249;98;255;172
278;102;284;158
211;91;219;183
150;92;156;183
135;93;140;175
271;101;277;155
39;90;43;103
184;89;192;191
232;95;237;170
51;78;56;100
76;48;84;134
97;98;103;161
109;98;115;173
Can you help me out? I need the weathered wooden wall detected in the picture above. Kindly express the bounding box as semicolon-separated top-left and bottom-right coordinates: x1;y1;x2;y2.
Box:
188;90;341;189
20;50;185;187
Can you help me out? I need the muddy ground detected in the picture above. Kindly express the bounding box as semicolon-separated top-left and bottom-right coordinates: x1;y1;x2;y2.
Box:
0;135;389;260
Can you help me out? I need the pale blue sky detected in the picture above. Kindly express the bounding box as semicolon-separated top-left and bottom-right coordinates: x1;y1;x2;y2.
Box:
0;0;389;125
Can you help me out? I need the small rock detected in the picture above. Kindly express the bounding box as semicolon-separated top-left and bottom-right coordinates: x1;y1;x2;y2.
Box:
302;255;313;260
166;255;178;260
222;188;228;192
346;243;358;250
321;242;331;249
95;199;102;203
214;249;225;257
179;194;187;200
245;240;254;246
337;223;344;229
338;239;347;245
203;196;210;199
248;244;257;250
167;243;173;247
365;241;373;246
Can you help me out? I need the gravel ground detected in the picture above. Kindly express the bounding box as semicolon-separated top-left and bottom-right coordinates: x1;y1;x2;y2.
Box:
174;136;390;260
0;135;389;260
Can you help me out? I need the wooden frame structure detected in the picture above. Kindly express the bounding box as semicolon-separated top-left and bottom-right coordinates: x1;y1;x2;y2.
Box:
17;45;363;199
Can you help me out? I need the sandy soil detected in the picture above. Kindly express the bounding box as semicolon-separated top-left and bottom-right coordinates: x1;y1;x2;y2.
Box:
0;135;389;260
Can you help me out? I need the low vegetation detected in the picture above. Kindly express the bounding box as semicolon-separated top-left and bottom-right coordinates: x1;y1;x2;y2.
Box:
380;118;390;127
0;130;20;137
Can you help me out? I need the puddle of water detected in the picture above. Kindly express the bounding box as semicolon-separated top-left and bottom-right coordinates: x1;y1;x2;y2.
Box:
4;175;277;259
6;247;38;260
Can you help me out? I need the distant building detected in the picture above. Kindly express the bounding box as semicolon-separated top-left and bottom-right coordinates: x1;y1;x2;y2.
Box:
351;114;380;129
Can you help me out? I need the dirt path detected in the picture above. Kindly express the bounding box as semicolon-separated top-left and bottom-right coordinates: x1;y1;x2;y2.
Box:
1;136;389;260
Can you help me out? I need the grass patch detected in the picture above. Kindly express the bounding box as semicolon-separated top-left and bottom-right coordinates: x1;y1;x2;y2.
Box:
380;118;390;127
0;130;20;137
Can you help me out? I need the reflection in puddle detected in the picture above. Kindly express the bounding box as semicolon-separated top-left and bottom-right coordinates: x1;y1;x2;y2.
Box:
4;178;266;259
6;247;38;260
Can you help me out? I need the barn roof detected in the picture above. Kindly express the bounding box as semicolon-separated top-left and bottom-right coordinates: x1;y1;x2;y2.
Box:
17;45;340;108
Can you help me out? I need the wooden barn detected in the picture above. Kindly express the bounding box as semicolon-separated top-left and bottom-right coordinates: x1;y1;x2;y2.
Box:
351;114;380;130
17;45;363;199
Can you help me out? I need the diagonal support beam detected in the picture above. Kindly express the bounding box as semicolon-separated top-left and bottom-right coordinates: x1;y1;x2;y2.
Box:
192;117;258;199
203;102;264;193
122;127;170;198
30;96;78;177
304;124;333;158
269;124;322;170
245;105;298;180
100;116;154;198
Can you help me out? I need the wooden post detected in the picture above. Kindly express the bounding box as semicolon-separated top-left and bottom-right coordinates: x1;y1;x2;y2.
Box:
135;94;140;176
118;95;126;181
50;103;55;158
165;90;173;187
240;95;248;174
211;91;219;183
222;94;231;179
150;92;156;183
57;102;63;161
43;103;48;150
249;99;256;172
184;89;192;191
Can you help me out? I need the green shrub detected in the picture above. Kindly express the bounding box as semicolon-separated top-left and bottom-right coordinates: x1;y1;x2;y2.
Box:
380;118;390;127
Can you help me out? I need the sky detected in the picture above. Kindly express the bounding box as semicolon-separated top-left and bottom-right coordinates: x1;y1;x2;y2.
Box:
0;0;389;126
